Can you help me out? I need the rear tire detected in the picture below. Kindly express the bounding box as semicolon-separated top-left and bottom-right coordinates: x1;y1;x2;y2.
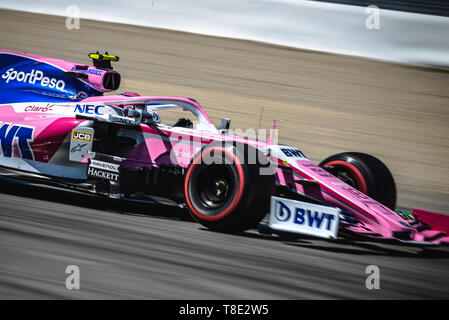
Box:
319;152;396;210
184;142;275;232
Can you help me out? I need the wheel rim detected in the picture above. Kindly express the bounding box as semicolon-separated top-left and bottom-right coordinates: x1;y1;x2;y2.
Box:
185;146;245;221
196;164;234;209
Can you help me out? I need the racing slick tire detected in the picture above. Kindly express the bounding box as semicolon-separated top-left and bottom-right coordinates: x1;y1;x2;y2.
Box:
184;142;275;232
319;152;396;210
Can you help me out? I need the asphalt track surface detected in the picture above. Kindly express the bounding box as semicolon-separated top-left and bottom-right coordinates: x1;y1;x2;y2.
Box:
0;10;449;299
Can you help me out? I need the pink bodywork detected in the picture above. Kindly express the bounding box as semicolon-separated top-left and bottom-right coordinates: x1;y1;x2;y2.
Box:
1;51;448;245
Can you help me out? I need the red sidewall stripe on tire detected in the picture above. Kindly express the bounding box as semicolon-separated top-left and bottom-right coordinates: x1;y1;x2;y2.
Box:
184;146;245;221
324;160;368;194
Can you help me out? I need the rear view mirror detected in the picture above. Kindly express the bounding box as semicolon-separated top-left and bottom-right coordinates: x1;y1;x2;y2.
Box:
218;118;231;132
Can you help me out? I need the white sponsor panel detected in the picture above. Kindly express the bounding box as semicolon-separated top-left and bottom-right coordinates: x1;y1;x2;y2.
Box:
269;196;340;239
89;159;120;173
69;127;94;162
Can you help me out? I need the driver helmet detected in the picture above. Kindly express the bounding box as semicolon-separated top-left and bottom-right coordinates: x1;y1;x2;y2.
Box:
146;109;161;124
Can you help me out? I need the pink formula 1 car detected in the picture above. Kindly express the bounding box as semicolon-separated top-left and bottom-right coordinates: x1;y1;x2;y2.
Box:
0;50;448;246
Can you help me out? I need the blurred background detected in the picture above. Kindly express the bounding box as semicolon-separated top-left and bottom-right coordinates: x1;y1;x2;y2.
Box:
1;0;449;299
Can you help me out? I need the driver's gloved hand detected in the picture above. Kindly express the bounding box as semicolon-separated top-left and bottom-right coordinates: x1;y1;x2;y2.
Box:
173;118;193;128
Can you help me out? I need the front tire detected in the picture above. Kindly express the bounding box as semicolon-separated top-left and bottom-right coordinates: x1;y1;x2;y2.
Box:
319;152;397;210
184;142;275;232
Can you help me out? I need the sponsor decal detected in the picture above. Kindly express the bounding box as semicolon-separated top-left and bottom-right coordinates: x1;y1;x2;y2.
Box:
72;130;93;142
268;145;309;167
274;200;291;222
24;104;54;113
70;66;103;76
74;104;104;115
87;167;119;181
75;91;88;100
0;122;34;160
71;143;87;153
269;196;340;239
89;159;120;173
292;206;335;230
280;147;306;158
1;68;66;91
87;159;120;182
